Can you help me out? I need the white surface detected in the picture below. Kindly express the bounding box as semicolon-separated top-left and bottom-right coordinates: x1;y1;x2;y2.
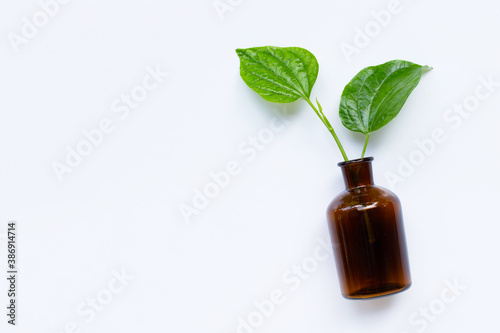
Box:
0;0;499;332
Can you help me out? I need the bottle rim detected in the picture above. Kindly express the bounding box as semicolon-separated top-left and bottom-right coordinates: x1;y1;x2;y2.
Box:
337;156;374;167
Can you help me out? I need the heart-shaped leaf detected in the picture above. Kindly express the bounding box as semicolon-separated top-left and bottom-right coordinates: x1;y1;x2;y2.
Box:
236;46;319;103
339;60;431;134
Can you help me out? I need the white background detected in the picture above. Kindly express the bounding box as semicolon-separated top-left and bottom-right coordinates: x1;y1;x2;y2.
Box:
0;0;499;332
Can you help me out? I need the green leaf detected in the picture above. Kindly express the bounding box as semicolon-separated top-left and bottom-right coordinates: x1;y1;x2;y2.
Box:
236;46;319;103
339;60;431;134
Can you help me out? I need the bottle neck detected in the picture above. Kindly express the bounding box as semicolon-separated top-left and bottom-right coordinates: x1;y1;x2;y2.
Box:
338;157;374;189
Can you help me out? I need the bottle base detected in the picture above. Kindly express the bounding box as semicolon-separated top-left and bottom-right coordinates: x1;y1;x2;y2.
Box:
342;282;412;300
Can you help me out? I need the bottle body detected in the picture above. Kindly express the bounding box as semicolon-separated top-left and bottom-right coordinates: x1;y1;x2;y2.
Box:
326;157;411;299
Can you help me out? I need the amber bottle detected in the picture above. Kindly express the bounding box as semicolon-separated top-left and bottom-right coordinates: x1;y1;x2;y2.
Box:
326;157;411;299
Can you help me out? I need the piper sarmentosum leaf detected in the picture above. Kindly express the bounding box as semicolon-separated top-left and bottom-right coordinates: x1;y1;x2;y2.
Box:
339;60;431;134
236;46;319;103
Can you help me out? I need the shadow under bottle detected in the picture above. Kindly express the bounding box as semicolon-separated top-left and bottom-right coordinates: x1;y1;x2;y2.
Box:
326;157;411;299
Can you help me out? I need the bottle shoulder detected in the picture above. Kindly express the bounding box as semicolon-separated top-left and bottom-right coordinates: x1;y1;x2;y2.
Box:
327;185;400;211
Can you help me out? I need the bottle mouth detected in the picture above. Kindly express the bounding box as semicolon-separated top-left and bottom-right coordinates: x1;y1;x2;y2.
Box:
337;156;374;167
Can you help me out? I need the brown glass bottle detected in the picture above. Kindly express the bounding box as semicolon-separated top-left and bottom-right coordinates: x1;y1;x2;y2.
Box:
326;157;411;299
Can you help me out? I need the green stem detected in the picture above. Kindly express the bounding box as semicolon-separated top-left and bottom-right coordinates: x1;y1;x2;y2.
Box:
361;134;370;158
305;97;348;161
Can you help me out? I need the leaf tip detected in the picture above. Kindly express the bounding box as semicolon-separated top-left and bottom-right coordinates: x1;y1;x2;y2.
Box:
422;65;433;73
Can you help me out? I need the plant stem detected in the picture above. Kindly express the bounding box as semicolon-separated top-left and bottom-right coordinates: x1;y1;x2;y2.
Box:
361;134;370;158
305;97;348;161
